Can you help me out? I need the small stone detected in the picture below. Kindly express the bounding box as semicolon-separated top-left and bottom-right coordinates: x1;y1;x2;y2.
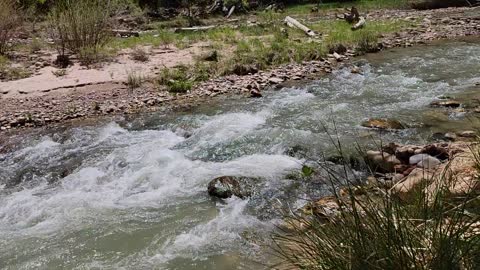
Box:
250;89;262;98
268;77;284;84
409;154;430;165
444;132;457;141
417;156;441;169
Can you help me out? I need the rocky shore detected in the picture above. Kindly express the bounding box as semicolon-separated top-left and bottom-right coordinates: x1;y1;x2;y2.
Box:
0;6;479;135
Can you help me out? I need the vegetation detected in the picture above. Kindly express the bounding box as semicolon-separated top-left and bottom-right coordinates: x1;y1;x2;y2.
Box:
126;70;144;92
272;142;480;270
48;0;118;63
0;0;22;55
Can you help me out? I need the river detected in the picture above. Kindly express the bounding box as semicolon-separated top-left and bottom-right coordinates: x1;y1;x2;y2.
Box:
1;40;479;269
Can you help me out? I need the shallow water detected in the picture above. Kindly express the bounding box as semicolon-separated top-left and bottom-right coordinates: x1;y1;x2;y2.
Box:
1;40;480;269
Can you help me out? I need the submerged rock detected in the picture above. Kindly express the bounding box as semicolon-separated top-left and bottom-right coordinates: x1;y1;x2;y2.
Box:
207;176;252;199
361;118;405;130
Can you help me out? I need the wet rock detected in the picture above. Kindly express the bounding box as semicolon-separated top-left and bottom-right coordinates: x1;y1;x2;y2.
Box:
250;89;262;98
458;130;476;138
361;118;405;130
207;176;251;199
445;132;458;141
366;150;401;173
430;100;461;108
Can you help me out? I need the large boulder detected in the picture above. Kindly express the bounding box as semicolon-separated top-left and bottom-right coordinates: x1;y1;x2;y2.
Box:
207;176;252;199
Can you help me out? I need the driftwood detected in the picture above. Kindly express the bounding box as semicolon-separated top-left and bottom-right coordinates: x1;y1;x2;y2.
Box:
174;25;216;33
226;5;236;18
284;16;317;37
352;16;366;30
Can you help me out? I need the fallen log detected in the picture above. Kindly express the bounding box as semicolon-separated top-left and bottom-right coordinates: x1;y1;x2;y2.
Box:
284;16;317;37
351;16;366;30
226;5;236;18
174;26;216;33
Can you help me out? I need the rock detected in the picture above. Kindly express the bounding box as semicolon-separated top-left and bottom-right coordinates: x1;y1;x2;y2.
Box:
231;64;258;76
409;154;441;169
328;44;347;54
250;89;262;98
351;66;361;74
395;146;416;163
333;52;343;61
268;77;284;84
361;118;405;130
207;176;251;199
201;50;218;62
430;100;461;108
409;154;430;165
458;130;476;138
417;156;441;169
394;164;410;174
392;168;433;201
366;150;402;173
423;144;449;160
444;132;457;141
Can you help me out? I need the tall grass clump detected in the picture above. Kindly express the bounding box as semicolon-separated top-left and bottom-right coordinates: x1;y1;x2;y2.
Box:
0;0;22;55
48;0;118;63
272;143;480;270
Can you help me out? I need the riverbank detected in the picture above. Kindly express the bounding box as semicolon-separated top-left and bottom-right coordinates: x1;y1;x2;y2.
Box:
0;6;479;136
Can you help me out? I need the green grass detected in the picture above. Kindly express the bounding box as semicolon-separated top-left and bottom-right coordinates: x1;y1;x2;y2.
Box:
285;0;409;14
273;141;480;270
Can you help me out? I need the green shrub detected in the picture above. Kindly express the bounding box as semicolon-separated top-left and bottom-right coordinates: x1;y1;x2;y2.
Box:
0;0;22;55
48;0;117;62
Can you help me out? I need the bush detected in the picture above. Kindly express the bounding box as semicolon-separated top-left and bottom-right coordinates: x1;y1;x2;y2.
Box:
272;148;480;270
158;66;194;93
48;0;118;62
0;0;22;55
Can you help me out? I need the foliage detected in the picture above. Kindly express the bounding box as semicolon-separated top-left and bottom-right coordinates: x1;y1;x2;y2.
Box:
272;145;480;270
126;70;144;91
48;0;118;62
0;0;23;55
158;66;193;93
131;46;150;62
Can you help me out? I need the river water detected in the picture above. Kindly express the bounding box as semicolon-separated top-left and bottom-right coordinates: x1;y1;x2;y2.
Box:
1;40;479;269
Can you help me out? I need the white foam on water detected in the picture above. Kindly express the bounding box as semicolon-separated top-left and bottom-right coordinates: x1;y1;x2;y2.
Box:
150;198;267;265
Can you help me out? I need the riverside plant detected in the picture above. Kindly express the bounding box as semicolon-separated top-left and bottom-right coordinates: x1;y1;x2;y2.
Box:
272;138;480;270
0;0;22;55
48;0;118;64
